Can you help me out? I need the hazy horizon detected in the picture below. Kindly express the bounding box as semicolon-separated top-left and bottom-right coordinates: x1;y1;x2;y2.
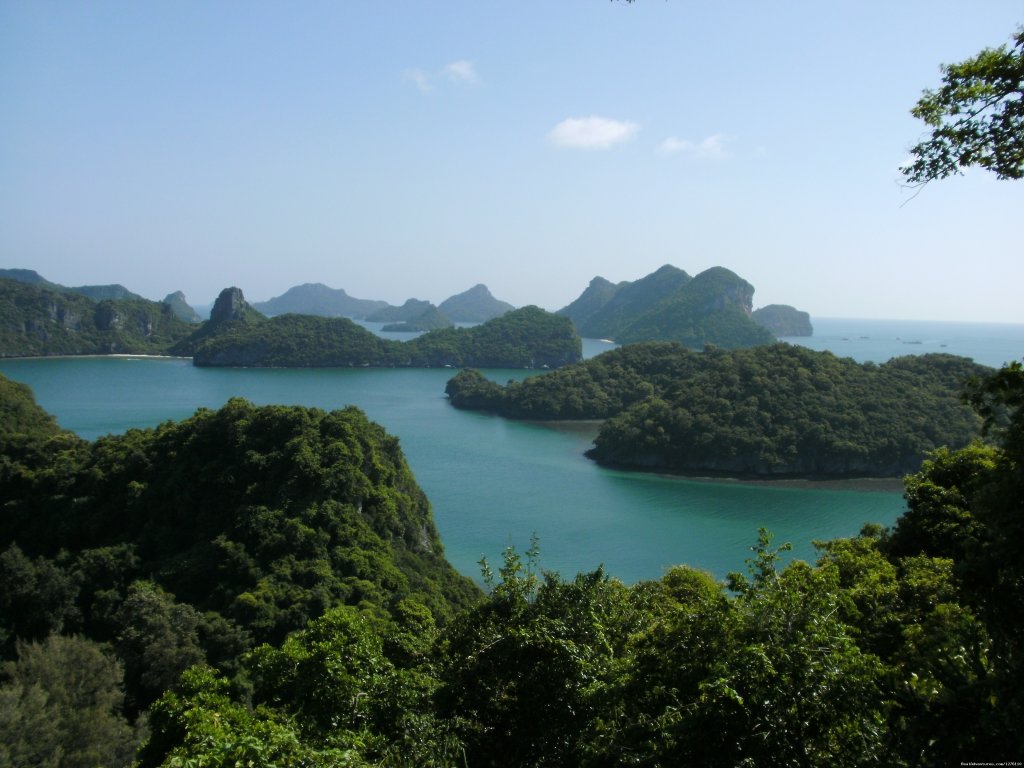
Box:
9;265;1024;328
3;2;1022;323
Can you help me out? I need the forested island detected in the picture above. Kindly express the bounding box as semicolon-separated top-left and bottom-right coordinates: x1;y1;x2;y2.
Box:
187;288;580;368
2;361;1023;765
380;304;453;332
438;283;515;322
0;279;581;370
557;265;793;348
366;298;444;324
252;282;514;323
751;304;813;336
0;277;196;356
2;264;803;361
446;342;990;477
252;282;390;318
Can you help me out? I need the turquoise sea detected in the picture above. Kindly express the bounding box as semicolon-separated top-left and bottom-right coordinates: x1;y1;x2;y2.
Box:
783;317;1024;369
2;318;1021;584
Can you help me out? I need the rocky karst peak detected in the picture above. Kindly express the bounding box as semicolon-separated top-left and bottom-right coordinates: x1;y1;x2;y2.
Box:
210;287;250;324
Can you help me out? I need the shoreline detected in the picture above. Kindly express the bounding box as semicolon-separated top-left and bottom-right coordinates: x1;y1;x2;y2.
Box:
610;464;908;493
601;463;907;493
679;473;906;493
528;420;905;493
0;353;193;361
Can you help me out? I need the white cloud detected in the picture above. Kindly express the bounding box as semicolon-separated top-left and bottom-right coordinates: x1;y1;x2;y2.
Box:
548;116;640;150
659;137;690;154
406;60;481;93
658;133;732;158
405;69;434;93
444;60;480;84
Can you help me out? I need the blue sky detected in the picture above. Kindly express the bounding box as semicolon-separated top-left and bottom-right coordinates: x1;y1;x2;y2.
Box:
2;1;1022;322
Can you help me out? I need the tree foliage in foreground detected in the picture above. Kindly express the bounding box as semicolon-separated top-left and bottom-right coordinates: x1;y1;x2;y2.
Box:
0;378;479;720
2;361;1022;765
0;634;142;768
142;480;1021;767
902;27;1024;183
137;359;1024;764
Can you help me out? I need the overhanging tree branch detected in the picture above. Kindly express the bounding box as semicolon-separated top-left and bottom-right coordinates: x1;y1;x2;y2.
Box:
901;28;1024;186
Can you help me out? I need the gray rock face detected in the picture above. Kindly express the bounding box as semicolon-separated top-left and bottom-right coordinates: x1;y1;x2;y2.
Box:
210;287;249;324
163;291;202;323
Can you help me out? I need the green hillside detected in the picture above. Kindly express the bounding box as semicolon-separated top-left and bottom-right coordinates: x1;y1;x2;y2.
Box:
446;342;989;476
557;265;778;349
615;266;775;348
0;380;479;712
189;291;581;369
162;291;202;323
0;278;195;357
367;298;438;323
556;275;625;331
573;264;692;339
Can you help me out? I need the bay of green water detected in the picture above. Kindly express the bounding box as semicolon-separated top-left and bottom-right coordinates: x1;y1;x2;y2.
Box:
0;354;907;584
8;317;1018;583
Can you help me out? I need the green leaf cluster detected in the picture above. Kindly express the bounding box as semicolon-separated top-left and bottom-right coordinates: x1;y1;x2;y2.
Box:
0;634;143;767
902;28;1024;183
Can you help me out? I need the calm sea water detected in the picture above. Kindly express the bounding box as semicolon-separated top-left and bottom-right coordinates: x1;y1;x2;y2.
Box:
783;317;1024;369
3;318;1020;584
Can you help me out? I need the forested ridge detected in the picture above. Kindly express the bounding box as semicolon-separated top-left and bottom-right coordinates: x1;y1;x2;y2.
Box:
0;378;479;764
191;303;581;369
557;265;778;349
0;278;195;357
1;360;1023;764
446;342;990;477
0;279;581;370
